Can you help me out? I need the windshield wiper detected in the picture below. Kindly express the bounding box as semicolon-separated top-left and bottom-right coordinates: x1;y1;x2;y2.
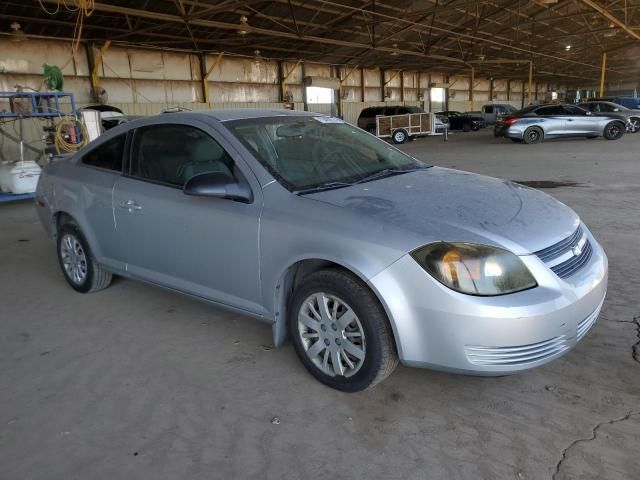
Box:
294;181;354;195
354;165;429;185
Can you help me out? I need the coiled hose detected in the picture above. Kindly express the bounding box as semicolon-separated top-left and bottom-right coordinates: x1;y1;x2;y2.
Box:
55;117;89;153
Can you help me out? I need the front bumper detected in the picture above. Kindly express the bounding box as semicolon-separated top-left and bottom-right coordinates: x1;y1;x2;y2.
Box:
369;229;608;375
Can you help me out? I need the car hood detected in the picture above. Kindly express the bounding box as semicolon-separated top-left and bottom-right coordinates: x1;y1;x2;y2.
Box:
305;167;580;255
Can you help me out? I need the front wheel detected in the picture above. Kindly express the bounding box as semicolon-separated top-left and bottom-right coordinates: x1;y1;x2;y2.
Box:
392;128;408;144
628;118;640;133
603;121;624;140
289;269;398;392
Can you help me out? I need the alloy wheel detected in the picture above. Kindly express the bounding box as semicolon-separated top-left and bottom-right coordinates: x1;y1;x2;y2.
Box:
60;234;88;285
608;124;621;137
297;293;366;377
527;129;540;143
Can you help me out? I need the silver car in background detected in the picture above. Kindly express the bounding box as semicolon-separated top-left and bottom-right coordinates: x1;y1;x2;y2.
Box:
494;104;627;143
35;110;607;391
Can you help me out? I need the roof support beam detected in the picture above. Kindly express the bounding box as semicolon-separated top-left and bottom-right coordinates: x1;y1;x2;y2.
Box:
579;0;640;41
38;0;466;65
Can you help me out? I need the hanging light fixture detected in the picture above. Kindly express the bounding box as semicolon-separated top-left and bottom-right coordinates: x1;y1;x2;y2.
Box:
237;15;249;35
565;45;571;51
253;49;263;68
9;22;27;43
390;43;399;56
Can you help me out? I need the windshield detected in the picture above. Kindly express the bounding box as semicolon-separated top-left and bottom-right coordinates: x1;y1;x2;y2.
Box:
226;116;426;191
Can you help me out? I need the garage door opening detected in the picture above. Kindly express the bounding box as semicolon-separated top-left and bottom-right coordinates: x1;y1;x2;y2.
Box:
430;87;445;112
306;86;336;116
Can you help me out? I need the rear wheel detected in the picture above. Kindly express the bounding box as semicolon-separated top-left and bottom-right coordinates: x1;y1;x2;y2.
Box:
289;269;398;392
57;224;112;293
523;126;543;144
392;128;408;144
603;121;624;140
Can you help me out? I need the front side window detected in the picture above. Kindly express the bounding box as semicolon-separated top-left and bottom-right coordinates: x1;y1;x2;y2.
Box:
82;134;125;172
484;106;494;114
130;124;234;187
598;103;618;112
227;116;425;191
563;105;588;116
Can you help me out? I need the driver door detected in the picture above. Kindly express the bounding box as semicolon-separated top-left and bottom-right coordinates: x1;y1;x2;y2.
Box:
112;120;265;315
562;105;595;135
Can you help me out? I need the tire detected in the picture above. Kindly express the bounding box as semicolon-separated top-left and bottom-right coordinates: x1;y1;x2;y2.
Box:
628;118;640;133
471;124;481;131
289;269;398;392
366;125;377;135
392;128;408;144
523;126;543;144
57;223;112;293
462;122;471;132
603;121;624;140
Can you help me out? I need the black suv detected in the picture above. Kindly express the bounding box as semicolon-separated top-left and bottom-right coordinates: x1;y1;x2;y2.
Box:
357;105;424;133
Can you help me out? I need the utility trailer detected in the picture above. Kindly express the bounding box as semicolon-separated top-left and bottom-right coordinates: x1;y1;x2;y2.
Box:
375;112;445;144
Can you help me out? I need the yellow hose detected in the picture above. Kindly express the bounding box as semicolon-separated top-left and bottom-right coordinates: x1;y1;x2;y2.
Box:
55;117;89;153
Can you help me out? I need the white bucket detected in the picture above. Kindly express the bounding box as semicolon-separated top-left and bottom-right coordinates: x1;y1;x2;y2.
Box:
0;161;42;194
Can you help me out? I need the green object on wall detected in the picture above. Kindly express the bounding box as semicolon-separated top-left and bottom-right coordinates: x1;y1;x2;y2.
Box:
43;64;64;91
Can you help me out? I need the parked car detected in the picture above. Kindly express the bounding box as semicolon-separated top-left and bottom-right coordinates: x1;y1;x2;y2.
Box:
588;96;640;110
436;111;483;131
578;101;640;133
494;104;626;143
469;104;519;125
35;109;607;392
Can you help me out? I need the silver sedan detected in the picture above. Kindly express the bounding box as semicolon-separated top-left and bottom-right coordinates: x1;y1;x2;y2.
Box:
494;104;627;143
35;110;607;391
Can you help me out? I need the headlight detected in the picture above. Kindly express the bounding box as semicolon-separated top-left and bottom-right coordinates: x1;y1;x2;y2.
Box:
411;243;537;296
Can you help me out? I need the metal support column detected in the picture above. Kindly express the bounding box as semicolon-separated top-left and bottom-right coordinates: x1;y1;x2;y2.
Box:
599;52;607;97
528;61;533;105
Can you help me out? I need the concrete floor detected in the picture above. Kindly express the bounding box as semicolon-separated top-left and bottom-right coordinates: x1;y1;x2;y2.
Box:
1;130;639;480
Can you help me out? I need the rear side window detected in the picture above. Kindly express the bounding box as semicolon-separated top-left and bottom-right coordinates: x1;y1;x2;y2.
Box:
484;106;494;114
82;134;125;171
536;106;564;116
130;124;234;188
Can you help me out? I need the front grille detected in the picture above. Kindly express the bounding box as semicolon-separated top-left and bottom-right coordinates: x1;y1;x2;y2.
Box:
465;335;569;366
535;227;584;262
551;241;593;278
535;226;593;279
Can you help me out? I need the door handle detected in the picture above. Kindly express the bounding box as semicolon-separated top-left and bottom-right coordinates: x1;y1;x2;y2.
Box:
119;200;142;212
567;119;574;121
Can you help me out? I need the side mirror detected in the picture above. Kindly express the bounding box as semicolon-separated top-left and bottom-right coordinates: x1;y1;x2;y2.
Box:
613;108;620;112
183;172;253;203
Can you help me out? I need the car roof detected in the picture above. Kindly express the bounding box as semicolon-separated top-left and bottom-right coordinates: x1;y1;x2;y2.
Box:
195;109;317;121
